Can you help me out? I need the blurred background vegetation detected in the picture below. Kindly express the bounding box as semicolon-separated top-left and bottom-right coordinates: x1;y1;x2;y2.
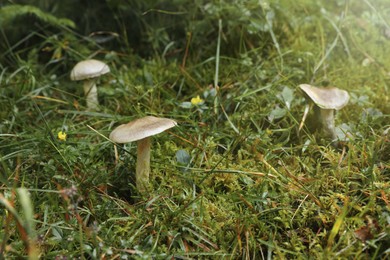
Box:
1;0;276;68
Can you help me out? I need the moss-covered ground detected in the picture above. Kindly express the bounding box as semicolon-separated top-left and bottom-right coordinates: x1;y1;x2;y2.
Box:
0;0;389;258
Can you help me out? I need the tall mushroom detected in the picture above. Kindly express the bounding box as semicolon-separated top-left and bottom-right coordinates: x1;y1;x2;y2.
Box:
299;84;349;140
109;116;177;193
70;59;110;110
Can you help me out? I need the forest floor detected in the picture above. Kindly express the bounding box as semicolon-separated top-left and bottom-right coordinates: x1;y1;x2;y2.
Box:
0;0;389;259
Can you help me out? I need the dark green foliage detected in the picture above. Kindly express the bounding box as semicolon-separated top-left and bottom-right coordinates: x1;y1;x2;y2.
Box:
0;4;75;28
1;0;278;68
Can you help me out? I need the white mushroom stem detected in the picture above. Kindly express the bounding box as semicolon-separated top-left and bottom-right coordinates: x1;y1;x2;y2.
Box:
83;79;99;110
319;108;336;139
136;137;151;193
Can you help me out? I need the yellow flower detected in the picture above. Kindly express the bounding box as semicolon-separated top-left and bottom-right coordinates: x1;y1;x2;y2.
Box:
191;95;204;105
58;131;67;141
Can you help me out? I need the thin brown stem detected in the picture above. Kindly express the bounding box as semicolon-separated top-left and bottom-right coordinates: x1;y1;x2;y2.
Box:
319;108;336;140
136;137;151;193
83;79;99;110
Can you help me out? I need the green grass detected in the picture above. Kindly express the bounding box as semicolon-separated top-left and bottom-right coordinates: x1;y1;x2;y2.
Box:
0;0;389;259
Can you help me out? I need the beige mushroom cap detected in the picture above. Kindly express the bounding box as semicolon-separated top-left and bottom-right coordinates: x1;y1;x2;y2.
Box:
109;116;177;143
70;59;110;81
299;84;349;110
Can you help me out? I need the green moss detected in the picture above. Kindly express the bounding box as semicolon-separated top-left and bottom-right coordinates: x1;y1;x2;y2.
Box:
0;0;389;258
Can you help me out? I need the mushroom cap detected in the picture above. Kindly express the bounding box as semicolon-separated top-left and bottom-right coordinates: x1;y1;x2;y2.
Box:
299;84;349;110
70;59;110;81
109;116;177;143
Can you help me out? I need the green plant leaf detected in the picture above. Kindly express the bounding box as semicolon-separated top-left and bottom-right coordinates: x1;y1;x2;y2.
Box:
0;4;75;28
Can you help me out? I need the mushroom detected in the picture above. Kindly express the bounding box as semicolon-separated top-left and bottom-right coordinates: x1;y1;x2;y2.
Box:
109;116;177;193
70;59;110;110
299;84;349;140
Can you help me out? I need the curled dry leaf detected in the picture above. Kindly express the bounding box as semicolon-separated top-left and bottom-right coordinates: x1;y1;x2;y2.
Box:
354;216;379;242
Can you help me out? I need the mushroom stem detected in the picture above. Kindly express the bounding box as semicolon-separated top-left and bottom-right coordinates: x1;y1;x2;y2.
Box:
136;137;151;193
83;79;99;110
319;108;336;140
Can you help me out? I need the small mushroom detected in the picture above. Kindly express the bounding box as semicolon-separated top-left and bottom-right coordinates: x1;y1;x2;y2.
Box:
299;84;349;140
70;59;110;110
109;116;177;193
